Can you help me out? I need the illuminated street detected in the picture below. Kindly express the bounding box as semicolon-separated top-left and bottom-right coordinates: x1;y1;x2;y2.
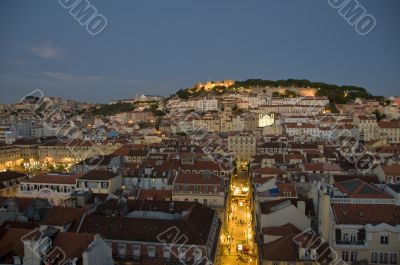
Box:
217;164;257;265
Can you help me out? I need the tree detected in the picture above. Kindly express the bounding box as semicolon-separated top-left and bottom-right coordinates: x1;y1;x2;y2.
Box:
325;103;339;113
176;89;190;99
284;89;297;98
91;102;135;116
373;109;387;121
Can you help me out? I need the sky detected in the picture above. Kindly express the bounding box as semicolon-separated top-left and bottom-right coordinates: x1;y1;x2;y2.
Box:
0;0;399;103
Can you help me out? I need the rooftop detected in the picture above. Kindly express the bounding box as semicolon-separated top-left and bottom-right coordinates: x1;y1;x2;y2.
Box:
332;203;400;225
79;170;118;181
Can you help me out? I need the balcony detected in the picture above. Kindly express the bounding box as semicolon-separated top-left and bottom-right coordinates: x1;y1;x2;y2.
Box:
334;240;367;249
336;240;364;245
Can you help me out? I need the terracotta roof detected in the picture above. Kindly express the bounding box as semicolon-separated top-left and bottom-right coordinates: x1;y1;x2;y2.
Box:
304;162;341;172
263;232;332;263
283;154;304;163
22;173;81;185
277;183;297;197
333;175;381;184
378;121;400;129
79;170;118;181
252;167;283;175
262;234;299;261
0;228;32;259
174;172;223;185
138;189;172;201
111;146;130;156
332;203;400;225
41;207;86;232
381;164;400;176
180;160;230;172
0;170;27;182
79;202;216;245
260;198;315;216
333;179;392;199
51;232;95;260
262;223;301;235
254;176;275;184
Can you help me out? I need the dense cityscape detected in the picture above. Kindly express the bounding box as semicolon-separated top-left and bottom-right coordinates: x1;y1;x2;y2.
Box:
1;1;400;265
1;79;400;264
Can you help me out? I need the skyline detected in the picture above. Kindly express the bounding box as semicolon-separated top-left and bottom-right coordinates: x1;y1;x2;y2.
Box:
1;0;400;103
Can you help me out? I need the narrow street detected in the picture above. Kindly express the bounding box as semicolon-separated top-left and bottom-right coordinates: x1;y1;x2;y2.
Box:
217;163;258;265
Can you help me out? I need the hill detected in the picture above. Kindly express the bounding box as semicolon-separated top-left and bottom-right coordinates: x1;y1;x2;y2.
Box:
175;78;373;104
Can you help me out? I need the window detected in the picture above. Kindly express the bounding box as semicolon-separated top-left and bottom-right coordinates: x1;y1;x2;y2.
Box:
118;244;126;258
342;251;349;262
178;248;187;261
390;253;397;264
133;245;141;259
163;247;171;260
350;251;358;262
147;246;155;258
380;233;389;244
380;253;389;264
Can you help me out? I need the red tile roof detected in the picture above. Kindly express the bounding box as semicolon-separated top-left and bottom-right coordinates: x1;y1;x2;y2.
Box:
174;172;223;185
41;207;86;232
0;228;32;259
333;175;381;184
79;202;216;245
381;164;400;176
277;183;297;197
304;162;341;172
332;203;400;225
138;189;172;201
79;170;118;181
0;171;27;182
51;232;96;260
252;167;283;175
263;232;332;263
333;179;392;199
260;198;315;216
23;173;82;185
262;223;301;236
378;121;400;129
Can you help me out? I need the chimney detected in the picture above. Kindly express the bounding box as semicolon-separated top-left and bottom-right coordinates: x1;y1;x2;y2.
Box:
297;200;306;214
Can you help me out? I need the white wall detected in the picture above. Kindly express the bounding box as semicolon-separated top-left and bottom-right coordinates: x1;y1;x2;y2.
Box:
259;204;311;231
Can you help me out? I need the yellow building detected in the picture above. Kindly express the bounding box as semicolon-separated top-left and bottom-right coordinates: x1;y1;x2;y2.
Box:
228;131;256;162
0;145;22;171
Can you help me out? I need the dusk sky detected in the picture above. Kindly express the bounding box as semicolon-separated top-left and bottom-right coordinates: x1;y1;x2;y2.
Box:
0;0;399;103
